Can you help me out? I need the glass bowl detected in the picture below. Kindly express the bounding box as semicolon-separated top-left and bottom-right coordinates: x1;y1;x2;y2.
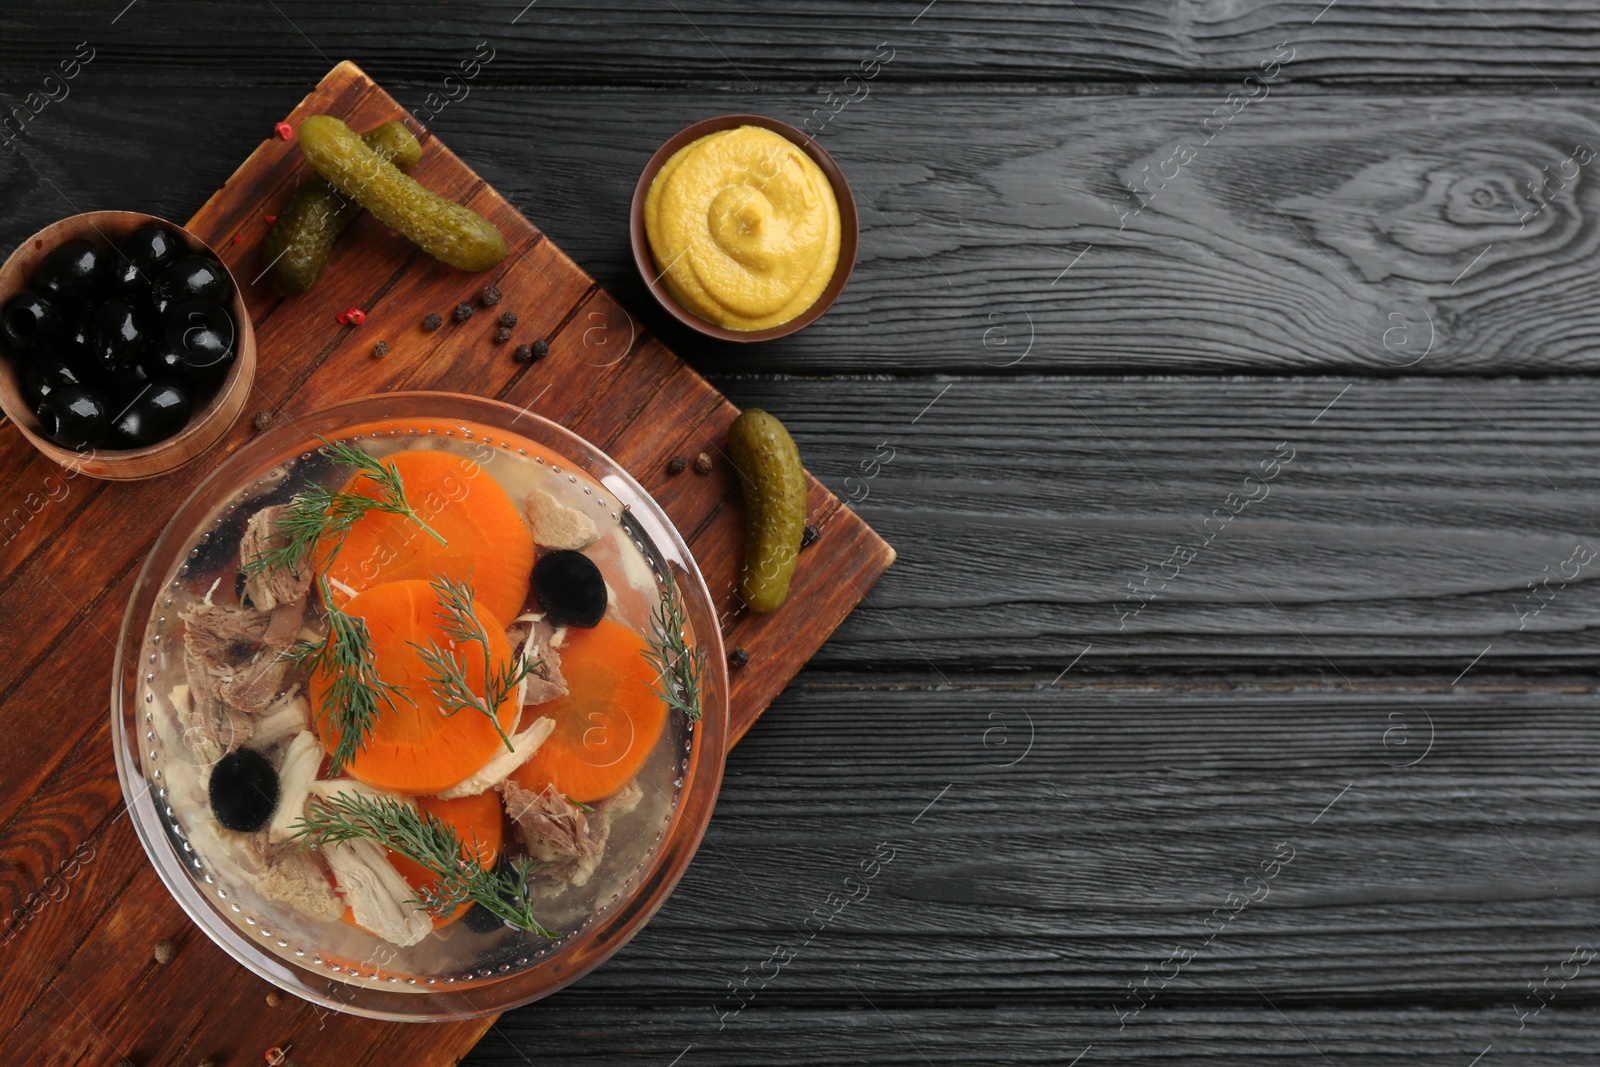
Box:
110;391;730;1021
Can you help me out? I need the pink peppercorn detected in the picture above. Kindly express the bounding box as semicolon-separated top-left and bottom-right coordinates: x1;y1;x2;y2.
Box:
274;121;293;140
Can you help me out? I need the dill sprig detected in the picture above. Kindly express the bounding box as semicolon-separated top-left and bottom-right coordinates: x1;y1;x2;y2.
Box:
292;791;554;936
642;569;705;723
409;573;533;753
283;575;412;773
244;437;448;578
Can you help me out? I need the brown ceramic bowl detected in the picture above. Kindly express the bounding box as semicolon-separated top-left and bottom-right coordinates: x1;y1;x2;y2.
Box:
629;114;858;343
0;210;256;480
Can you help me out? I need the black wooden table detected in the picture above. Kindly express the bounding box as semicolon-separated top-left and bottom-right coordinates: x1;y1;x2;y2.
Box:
6;2;1600;1063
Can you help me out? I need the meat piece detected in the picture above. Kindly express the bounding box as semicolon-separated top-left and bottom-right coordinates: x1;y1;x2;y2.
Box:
509;613;567;706
323;838;433;947
171;683;219;766
250;690;310;752
171;681;253;763
437;716;556;799
240;505;313;611
182;600;293;715
216;655;289;714
263;597;306;649
501;780;597;862
257;849;344;923
505;778;644;890
524;487;599;551
268;730;325;843
182;601;270;663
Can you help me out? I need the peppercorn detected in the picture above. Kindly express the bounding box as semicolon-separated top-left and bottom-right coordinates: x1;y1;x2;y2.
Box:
494;326;513;344
152;938;175;964
373;340;389;358
263;214;278;226
729;648;750;669
481;284;502;306
513;344;533;362
667;456;687;475
693;452;713;475
801;524;820;548
273;121;294;140
531;338;549;361
265;989;282;1007
454;302;474;322
422;312;443;331
252;411;273;432
498;311;517;328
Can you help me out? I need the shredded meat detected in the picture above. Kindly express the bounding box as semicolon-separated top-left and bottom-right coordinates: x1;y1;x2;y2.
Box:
181;601;293;717
502;780;597;861
182;601;270;662
324;839;433;947
257;849;344;922
264;597;306;648
239;505;313;611
436;716;555;799
510;613;567;706
504;779;644;890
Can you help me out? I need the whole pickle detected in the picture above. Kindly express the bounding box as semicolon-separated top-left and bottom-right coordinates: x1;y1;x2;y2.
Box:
297;115;507;272
265;121;424;295
726;408;807;613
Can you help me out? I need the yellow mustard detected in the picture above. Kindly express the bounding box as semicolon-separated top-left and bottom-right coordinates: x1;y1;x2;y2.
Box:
644;126;841;331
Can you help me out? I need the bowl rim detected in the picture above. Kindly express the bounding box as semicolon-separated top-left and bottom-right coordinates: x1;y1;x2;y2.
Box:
110;391;731;1020
628;113;859;343
0;209;256;479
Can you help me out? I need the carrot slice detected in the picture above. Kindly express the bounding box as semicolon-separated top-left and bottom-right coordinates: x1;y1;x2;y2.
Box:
318;448;534;626
389;791;505;928
310;579;521;795
509;617;667;804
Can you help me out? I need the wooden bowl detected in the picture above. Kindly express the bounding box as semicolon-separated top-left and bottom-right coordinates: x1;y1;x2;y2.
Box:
629;114;859;343
0;210;256;480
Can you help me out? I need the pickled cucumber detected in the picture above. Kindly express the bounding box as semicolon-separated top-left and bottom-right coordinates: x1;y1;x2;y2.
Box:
297;115;507;273
727;409;807;613
264;121;424;295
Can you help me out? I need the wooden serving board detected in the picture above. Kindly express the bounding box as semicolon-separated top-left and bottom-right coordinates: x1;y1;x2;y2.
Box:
0;61;892;1066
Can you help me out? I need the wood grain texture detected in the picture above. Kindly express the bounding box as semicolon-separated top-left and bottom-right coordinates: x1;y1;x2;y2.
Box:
1;1;1597;1065
462;681;1600;1063
0;60;891;1066
10;85;1600;374
5;1;1600;86
727;375;1600;682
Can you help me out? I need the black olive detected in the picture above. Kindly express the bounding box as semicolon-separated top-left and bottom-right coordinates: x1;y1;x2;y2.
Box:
121;225;180;276
208;747;278;833
112;379;191;446
90;298;150;371
55;313;96;369
32;239;104;303
35;385;109;449
104;358;151;397
149;342;233;388
22;357;89;407
532;549;608;629
2;291;64;355
155;255;232;309
165;298;235;369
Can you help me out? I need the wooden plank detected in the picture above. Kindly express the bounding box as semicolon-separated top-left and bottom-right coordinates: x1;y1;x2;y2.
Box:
6;1;1600;86
721;375;1600;682
474;1005;1600;1066
467;679;1600;1061
12;84;1600;375
0;61;891;1067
